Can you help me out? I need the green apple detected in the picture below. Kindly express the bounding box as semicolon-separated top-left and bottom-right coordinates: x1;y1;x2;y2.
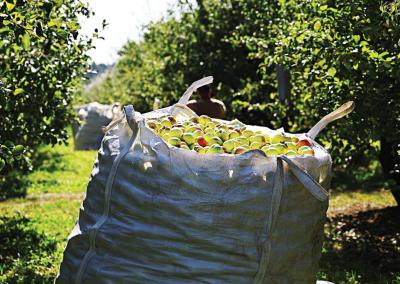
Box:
242;129;254;138
206;121;218;129
160;127;171;137
182;132;195;145
271;133;285;144
204;133;214;143
250;141;263;150
264;133;271;144
146;119;161;131
204;127;216;135
223;139;236;153
217;124;228;130
209;136;223;145
160;118;172;128
193;129;203;138
271;143;287;154
285;150;297;156
286;142;297;151
261;146;280;155
198;146;209;154
161;132;170;140
283;134;292;143
241;144;250;150
180;142;190;150
167;137;181;147
207;144;224;154
185;124;199;133
249;134;265;144
217;130;229;141
182;120;192;127
198;115;212;125
298;146;315;155
229;130;240;139
237;136;250;146
232;146;247;155
169;127;183;138
291;136;299;143
167;115;177;124
189;142;198;150
193;144;203;152
189;117;199;124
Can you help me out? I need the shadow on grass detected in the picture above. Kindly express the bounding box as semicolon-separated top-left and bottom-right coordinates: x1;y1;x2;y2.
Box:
332;166;386;193
0;215;58;283
32;150;66;173
0;150;66;200
320;206;400;283
0;171;30;200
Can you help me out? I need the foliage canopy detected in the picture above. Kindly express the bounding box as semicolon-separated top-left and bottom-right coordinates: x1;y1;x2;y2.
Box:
0;0;96;176
84;1;400;181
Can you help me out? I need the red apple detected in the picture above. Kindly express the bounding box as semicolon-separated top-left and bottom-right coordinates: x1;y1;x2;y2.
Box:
197;136;208;147
296;139;312;148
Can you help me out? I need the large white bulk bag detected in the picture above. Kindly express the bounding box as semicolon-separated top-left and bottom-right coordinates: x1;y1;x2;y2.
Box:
73;102;120;150
57;77;354;284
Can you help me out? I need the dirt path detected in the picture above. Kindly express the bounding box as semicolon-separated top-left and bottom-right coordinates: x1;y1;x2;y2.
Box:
0;192;85;208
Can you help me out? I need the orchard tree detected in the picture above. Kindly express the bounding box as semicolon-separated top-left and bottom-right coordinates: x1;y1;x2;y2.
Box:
239;0;400;203
0;0;98;197
83;0;282;126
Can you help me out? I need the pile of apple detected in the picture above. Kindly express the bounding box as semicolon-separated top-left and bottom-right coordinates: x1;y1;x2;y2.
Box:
146;115;315;156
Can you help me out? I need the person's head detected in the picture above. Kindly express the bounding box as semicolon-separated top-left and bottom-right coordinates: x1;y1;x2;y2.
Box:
197;84;212;100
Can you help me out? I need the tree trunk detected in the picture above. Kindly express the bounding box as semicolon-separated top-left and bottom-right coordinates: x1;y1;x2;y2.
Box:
276;64;291;130
379;137;400;206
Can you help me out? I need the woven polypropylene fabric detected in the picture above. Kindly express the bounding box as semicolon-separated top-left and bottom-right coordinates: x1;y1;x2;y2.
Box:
57;106;331;284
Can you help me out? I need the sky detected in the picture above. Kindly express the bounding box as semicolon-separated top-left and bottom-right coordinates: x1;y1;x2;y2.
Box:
79;0;178;65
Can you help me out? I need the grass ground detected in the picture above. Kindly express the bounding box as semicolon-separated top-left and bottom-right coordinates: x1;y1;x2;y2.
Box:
0;140;398;283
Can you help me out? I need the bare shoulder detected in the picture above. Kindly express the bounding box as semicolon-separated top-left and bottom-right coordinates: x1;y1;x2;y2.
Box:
211;99;226;109
187;99;197;105
186;100;198;112
211;98;225;106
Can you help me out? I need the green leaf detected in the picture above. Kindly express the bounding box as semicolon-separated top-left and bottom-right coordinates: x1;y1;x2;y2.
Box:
0;27;10;34
379;51;389;59
317;59;326;66
313;21;321;31
369;51;379;59
352;35;360;43
327;67;337;77
0;158;5;171
6;0;16;11
12;145;24;155
48;18;62;28
55;28;68;40
313;48;320;55
22;33;30;50
13;88;24;96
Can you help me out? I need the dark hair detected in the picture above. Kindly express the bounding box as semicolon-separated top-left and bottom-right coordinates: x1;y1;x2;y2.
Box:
197;84;212;99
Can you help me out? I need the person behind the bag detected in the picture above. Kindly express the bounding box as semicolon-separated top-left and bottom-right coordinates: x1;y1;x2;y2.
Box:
187;84;226;119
